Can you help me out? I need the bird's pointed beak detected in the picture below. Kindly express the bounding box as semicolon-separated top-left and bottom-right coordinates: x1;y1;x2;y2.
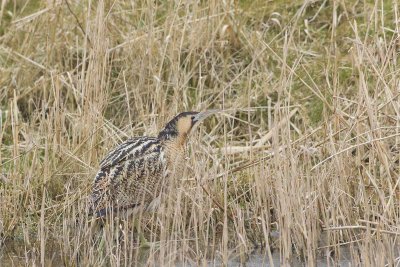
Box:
193;109;220;123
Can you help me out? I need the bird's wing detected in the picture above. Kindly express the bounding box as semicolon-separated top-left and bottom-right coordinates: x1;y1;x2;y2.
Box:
90;137;166;217
99;137;150;170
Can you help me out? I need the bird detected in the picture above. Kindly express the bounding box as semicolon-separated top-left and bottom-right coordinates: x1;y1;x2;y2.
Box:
89;110;218;219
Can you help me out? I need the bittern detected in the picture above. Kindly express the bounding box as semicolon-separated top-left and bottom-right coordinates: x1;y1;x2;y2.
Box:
89;110;217;218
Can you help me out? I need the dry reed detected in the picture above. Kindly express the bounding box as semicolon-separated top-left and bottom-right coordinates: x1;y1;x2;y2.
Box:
0;0;399;266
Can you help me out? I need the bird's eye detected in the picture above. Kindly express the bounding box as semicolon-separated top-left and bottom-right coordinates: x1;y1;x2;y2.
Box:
191;116;196;121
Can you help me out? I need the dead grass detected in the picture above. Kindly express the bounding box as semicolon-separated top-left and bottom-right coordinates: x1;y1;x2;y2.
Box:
0;0;399;266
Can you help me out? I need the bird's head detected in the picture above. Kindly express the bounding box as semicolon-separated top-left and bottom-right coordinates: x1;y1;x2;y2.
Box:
158;110;218;145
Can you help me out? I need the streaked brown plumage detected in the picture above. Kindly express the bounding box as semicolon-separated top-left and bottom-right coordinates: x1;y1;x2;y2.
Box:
89;111;216;218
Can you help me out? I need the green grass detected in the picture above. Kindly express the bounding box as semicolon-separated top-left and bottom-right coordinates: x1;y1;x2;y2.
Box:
0;0;399;266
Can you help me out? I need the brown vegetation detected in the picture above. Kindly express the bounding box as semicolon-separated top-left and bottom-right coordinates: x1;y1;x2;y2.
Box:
0;0;399;266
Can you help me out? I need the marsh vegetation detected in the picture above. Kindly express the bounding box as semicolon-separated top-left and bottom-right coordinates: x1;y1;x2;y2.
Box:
0;0;399;266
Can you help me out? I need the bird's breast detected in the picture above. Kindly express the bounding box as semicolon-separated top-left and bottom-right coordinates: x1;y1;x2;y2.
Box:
163;142;187;178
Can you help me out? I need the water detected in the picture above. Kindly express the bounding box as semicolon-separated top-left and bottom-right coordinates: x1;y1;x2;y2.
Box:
0;240;356;267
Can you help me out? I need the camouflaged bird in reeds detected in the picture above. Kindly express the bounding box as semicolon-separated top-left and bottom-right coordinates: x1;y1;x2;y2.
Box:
89;111;217;218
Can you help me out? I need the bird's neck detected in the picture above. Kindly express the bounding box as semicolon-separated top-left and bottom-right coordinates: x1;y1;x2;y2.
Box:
158;128;177;141
162;133;188;148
